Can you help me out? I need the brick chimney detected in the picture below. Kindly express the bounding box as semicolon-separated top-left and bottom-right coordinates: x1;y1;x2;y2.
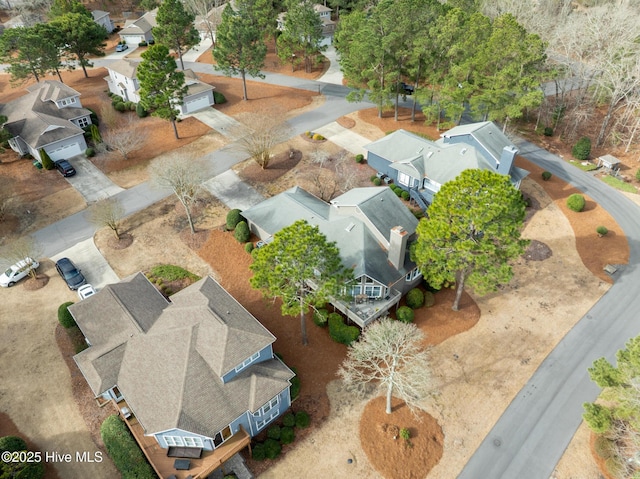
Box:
388;226;409;270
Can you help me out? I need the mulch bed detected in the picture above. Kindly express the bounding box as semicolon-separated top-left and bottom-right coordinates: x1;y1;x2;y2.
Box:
523;240;553;261
106;233;133;250
22;274;50;291
237;149;303;183
337;116;356;129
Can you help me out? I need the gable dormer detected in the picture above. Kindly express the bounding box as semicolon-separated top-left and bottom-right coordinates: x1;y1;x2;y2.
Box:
43;124;63;133
55;96;78;109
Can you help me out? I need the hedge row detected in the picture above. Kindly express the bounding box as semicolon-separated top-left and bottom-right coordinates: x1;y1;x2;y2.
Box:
252;411;310;461
100;415;157;479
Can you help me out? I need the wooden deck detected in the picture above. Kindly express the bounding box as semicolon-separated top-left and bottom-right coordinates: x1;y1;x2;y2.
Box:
115;400;251;479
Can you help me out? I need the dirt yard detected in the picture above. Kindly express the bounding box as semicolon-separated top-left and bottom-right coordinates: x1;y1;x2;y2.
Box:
0;60;635;478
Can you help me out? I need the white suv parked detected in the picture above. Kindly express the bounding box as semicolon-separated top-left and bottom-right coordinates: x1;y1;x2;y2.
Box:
0;257;39;287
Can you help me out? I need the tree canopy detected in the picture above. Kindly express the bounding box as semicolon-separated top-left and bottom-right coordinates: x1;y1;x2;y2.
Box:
277;0;326;73
48;0;91;19
137;45;187;139
213;0;266;101
411;169;528;311
250;219;353;345
153;0;201;70
50;12;107;78
584;335;640;476
339;317;432;414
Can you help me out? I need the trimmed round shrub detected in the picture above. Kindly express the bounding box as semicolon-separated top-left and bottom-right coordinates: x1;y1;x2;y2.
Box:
138;41;148;47
566;193;585;212
124;101;134;111
86;147;95;158
423;291;435;308
114;102;126;112
252;442;266;461
58;301;77;328
543;127;553;136
572;136;591;161
541;171;552;181
596;226;608;236
393;187;402;197
0;435;27;452
312;133;324;141
328;313;360;345
605;456;626;478
370;175;378;182
355;154;364;163
401;190;410;201
282;413;296;428
295;411;310;428
313;308;329;327
264;438;281;459
396;305;414;323
244;242;254;253
111;95;124;104
280;426;295;444
372;177;382;186
226;208;243;230
136;103;148;118
267;425;281;441
234;221;250;243
406;288;425;309
213;91;226;104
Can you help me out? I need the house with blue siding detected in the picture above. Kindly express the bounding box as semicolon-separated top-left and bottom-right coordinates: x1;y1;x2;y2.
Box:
243;186;421;327
70;272;294;455
364;121;528;210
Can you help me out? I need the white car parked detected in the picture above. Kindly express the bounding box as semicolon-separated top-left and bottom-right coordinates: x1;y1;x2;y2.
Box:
0;257;39;287
77;284;97;300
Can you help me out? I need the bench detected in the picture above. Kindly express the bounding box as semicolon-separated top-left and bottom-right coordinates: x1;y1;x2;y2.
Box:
173;459;191;470
166;446;203;459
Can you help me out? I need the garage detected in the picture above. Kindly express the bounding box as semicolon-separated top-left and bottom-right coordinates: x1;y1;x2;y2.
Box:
183;95;212;114
48;142;82;161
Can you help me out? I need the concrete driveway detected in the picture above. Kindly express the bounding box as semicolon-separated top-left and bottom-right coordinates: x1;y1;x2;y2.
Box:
202;170;265;211
64;155;124;203
314;121;371;155
50;238;119;291
188;108;244;140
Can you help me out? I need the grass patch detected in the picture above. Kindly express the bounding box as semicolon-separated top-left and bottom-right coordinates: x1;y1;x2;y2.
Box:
601;175;637;193
569;160;599;172
147;265;200;282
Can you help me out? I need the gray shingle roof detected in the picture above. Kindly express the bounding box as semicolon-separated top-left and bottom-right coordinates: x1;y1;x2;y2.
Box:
72;274;291;438
0;81;91;149
107;58;139;78
243;186;418;285
438;121;512;165
120;8;158;35
364;129;495;186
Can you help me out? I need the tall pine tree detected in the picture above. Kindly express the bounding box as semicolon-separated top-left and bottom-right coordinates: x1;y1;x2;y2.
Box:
153;0;201;70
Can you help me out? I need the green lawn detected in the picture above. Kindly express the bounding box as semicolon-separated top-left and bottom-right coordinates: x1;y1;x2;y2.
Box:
569;160;599;172
601;175;638;193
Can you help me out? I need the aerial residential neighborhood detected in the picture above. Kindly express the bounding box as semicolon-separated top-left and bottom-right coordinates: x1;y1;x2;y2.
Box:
0;1;639;479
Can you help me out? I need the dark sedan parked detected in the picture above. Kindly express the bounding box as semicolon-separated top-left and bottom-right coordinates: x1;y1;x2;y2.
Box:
55;257;86;290
54;159;76;177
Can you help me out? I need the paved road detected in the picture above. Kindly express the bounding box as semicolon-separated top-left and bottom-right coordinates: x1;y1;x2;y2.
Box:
458;140;640;479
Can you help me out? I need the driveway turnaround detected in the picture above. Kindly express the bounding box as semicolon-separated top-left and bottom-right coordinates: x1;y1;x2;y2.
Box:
202;170;265;211
50;238;120;290
64;155;124;203
458;139;640;479
314;121;371;155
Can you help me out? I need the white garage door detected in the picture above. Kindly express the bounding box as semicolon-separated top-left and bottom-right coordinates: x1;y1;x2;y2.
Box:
48;142;82;161
185;95;211;113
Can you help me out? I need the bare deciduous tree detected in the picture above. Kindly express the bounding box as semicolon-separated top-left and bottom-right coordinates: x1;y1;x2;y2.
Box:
233;109;291;169
99;104;119;130
183;0;224;45
303;149;358;201
339;317;432;415
88;197;125;240
149;154;207;234
103;118;146;160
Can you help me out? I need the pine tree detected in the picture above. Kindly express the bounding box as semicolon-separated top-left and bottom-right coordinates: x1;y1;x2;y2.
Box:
152;0;201;70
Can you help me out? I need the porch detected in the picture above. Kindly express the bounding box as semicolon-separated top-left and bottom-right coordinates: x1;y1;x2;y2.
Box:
332;289;402;328
115;400;251;479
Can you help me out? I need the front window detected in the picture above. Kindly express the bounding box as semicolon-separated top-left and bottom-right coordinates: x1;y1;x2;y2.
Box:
165;436;184;447
235;352;260;373
77;117;89;128
183;437;204;448
261;396;279;415
397;172;412;187
405;268;422;282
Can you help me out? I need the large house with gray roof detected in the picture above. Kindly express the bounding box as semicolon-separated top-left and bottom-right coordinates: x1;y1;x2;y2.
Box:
243;186;421;327
365;121;528;209
70;273;294;452
105;60;216;115
0;81;92;162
